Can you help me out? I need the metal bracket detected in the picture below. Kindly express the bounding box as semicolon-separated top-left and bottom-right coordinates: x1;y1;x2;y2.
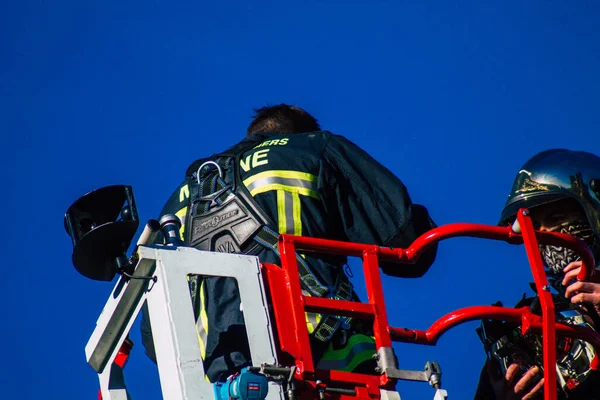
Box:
375;348;445;400
249;364;295;383
375;346;399;375
385;368;429;382
425;361;442;389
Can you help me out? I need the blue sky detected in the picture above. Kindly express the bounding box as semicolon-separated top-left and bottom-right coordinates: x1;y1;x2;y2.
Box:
2;1;600;398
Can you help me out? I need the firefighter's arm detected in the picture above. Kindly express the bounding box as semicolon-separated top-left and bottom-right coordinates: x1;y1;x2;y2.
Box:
320;134;438;277
381;203;438;278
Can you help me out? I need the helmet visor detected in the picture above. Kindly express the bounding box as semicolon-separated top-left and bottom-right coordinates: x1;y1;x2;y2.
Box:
499;191;569;226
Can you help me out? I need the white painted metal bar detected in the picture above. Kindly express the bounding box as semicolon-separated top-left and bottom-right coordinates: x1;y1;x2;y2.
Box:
86;245;283;400
145;246;283;400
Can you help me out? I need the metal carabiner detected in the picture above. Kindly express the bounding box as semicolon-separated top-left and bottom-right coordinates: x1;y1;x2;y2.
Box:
196;161;224;184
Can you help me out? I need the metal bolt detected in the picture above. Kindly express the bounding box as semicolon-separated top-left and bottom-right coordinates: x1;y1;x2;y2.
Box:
372;353;379;360
429;374;441;389
522;210;530;216
316;380;325;400
374;367;383;374
542;285;549;291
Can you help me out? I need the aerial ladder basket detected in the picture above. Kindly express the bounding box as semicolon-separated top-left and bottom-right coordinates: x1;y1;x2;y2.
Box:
65;186;600;400
267;208;600;400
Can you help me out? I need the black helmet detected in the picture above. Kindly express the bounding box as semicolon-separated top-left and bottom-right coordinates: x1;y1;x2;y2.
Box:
500;149;600;238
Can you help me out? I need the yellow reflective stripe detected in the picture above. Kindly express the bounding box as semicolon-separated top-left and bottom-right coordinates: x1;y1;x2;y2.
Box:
179;184;190;202
196;280;208;359
243;170;319;199
304;290;321;334
306;313;315;334
276;190;303;235
283;191;293;234
306;312;322;334
292;192;302;236
277;190;287;234
243;170;316;185
249;184;318;199
196;330;207;359
175;206;187;240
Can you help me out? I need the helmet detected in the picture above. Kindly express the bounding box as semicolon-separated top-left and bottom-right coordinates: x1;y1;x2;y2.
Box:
500;149;600;238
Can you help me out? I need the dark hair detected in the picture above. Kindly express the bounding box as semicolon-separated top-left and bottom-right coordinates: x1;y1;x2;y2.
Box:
246;104;321;136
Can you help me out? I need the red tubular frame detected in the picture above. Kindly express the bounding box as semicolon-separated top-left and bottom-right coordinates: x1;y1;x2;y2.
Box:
262;209;598;400
519;209;558;393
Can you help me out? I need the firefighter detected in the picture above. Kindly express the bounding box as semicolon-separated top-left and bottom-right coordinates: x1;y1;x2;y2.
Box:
475;149;600;399
141;104;438;383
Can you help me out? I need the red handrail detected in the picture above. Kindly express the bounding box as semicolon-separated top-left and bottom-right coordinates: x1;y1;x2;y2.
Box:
263;209;598;400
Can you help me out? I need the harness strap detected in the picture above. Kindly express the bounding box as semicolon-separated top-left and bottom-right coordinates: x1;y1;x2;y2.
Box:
253;224;354;348
254;225;329;297
187;149;355;349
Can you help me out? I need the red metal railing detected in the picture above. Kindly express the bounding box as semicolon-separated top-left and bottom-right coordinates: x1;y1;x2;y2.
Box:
262;209;599;400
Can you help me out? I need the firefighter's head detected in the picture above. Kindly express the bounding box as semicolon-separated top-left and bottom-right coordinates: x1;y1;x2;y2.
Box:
499;149;600;275
246;104;320;136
